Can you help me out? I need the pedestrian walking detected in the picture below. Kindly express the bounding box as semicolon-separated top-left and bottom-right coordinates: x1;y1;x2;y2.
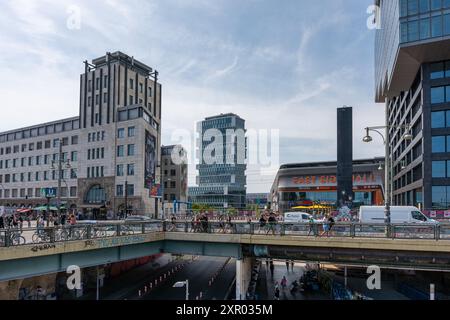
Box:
281;276;287;290
274;284;280;300
291;261;295;271
285;260;290;271
267;212;277;235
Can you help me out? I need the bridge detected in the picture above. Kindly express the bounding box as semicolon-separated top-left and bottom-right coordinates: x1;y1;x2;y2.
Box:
1;221;450;299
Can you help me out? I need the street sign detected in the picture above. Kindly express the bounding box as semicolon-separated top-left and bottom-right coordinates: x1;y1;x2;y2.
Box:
41;188;57;198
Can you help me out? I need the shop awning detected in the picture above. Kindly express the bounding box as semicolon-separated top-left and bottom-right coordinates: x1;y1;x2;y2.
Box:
17;208;32;213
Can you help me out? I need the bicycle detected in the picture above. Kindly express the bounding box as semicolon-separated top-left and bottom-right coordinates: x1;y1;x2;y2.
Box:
7;229;26;245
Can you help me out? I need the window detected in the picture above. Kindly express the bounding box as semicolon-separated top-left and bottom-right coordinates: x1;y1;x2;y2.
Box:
432;136;446;152
37;141;42;150
96;94;99;105
117;145;124;157
420;0;430;12
432;15;443;37
170;169;176;176
431;0;442;10
127;144;135;156
96;77;100;90
116;185;124;196
45;140;51;149
129;95;133;105
128;126;135;137
71;169;77;179
431;86;445;103
408;0;419;15
445;14;450;35
104;75;108;88
446;61;450;77
170;181;176;188
432;186;448;207
433;161;446;177
71;135;78;145
117;164;124;176
139;83;143;93
126;184;134;196
129;79;134;89
104;92;107;102
71;151;78;162
118;128;125;138
412;211;428;222
408;20;419;41
70;186;77;197
432;111;445;128
28;143;34;151
431;62;445;79
127;164;135;176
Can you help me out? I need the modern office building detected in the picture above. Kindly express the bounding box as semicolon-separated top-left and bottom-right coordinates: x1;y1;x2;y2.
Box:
0;52;162;218
161;145;188;214
375;0;450;209
269;158;385;213
246;193;269;209
188;113;247;209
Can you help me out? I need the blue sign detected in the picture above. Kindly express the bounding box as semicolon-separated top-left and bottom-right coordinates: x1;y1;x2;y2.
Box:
41;188;57;198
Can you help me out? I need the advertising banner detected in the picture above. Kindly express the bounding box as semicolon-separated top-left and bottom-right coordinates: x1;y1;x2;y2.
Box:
144;130;156;189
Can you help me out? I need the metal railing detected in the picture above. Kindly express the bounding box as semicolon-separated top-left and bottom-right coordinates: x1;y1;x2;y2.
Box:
1;221;450;247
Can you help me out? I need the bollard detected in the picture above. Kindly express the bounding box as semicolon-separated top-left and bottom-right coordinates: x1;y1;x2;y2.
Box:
138;290;141;297
150;283;153;290
208;280;211;286
144;286;147;293
164;274;167;279
196;296;199;300
155;279;158;286
160;276;163;282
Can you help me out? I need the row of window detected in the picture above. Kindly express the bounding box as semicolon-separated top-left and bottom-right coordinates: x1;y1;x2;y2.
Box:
0;152;77;169
117;145;135;157
116;184;135;197
164;181;177;189
400;0;450;17
117;127;135;138
163;169;177;176
87;166;105;179
0;169;77;184
87;148;105;160
0;120;80;143
431;60;450;79
88;131;105;143
0;187;77;199
116;164;135;176
432;135;450;152
431;85;450;104
400;14;450;43
0;136;78;156
432;160;450;177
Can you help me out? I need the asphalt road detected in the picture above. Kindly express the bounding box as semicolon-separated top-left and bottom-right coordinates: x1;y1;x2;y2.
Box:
142;256;236;300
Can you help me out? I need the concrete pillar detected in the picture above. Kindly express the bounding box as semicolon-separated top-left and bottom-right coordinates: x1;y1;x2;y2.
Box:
236;258;253;300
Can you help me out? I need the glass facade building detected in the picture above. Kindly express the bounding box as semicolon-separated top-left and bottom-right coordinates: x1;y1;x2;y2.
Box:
375;0;450;209
188;114;247;209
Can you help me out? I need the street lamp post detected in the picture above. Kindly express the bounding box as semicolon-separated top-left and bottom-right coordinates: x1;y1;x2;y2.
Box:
51;139;71;223
173;280;189;300
363;124;413;229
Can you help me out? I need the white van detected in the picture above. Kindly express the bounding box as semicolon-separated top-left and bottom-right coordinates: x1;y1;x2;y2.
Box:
358;206;438;224
284;212;316;223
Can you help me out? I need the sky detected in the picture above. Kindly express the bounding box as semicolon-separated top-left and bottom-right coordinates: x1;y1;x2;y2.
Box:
0;0;385;193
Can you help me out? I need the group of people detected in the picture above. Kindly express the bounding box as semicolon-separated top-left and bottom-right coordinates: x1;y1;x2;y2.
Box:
190;213;210;233
259;211;280;235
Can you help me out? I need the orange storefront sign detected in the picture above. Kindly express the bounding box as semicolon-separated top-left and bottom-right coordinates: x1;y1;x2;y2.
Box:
291;174;376;186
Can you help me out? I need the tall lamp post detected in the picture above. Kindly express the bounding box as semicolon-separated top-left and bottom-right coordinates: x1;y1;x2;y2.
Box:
51;139;71;223
363;125;413;226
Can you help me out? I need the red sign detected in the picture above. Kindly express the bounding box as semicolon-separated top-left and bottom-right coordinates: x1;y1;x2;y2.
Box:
292;174;376;186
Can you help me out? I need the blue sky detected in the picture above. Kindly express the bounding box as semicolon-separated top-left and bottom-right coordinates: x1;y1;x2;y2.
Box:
0;0;384;192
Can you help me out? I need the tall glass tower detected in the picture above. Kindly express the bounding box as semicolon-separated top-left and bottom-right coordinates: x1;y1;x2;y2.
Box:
188;113;247;209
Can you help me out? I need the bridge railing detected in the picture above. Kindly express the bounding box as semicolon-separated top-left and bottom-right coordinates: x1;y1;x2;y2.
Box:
2;221;450;247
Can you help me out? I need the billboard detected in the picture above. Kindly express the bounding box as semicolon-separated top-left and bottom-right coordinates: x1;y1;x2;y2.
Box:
144;130;156;189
